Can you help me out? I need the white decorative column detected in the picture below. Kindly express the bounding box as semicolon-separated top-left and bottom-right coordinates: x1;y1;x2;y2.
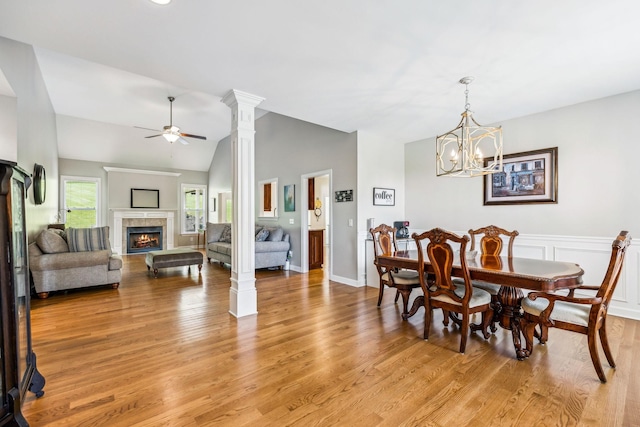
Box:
222;89;265;318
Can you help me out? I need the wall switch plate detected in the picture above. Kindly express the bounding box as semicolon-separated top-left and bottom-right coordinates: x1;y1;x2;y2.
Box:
348;219;353;227
289;218;294;224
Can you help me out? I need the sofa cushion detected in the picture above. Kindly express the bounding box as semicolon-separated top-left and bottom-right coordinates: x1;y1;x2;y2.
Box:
209;242;232;256
255;228;270;242
67;226;110;252
266;227;284;242
255;240;290;253
207;222;228;243
29;249;110;271
36;229;69;254
219;225;232;243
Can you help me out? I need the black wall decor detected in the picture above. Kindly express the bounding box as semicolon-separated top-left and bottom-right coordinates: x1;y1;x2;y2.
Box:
32;163;46;205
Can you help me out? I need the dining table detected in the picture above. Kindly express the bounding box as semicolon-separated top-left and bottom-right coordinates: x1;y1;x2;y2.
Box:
376;250;585;359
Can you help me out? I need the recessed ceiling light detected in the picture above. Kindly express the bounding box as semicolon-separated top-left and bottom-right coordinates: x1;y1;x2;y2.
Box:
150;0;171;5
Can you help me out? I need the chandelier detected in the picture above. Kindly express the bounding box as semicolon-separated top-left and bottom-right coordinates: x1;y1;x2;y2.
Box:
435;77;503;177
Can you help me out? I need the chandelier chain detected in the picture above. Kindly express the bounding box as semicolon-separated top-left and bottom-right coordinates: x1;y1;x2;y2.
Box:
464;83;471;112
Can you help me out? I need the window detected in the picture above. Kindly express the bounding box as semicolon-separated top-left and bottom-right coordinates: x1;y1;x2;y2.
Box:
61;176;100;228
225;198;232;222
182;184;207;233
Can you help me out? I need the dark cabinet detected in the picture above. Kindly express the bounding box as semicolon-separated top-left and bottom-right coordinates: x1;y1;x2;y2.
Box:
309;229;324;270
0;160;45;426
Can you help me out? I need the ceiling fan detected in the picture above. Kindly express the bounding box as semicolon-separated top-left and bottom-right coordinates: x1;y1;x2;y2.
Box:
136;96;207;144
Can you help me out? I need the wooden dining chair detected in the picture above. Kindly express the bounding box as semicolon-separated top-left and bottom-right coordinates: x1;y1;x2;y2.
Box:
468;225;519;331
412;228;493;353
521;230;631;382
370;224;421;320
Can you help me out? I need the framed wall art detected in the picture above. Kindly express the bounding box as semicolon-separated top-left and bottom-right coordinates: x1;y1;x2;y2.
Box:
131;188;160;209
335;189;353;202
284;184;295;212
483;147;558;205
373;187;395;206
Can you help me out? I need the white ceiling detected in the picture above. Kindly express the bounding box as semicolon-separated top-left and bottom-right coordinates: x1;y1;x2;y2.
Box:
1;0;639;171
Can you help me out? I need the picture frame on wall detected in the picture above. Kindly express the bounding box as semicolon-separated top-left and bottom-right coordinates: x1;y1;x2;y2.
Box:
373;187;395;206
335;190;353;202
483;147;558;205
284;184;295;212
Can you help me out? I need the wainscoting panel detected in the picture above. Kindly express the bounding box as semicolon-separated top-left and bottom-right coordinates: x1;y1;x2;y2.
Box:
513;244;547;260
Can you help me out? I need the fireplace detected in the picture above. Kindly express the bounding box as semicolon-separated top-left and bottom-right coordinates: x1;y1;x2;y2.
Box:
126;226;163;254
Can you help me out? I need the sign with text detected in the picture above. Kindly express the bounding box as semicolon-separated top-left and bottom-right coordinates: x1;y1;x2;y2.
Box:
373;187;395;206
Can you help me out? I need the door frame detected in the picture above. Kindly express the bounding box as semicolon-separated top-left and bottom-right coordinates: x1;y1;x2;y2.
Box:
300;169;332;274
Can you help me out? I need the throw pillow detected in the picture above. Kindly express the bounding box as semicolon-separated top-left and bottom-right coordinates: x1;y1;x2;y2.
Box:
266;227;284;242
36;229;69;254
50;228;66;240
219;225;232;243
67;226;110;252
255;228;270;242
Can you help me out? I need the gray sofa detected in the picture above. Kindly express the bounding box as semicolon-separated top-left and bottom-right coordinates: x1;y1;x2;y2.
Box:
28;227;123;298
206;222;290;269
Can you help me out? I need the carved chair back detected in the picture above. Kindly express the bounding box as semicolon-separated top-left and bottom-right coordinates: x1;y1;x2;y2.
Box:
413;228;472;305
468;225;519;257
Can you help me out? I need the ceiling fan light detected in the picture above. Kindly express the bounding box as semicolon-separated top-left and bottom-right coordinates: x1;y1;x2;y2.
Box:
163;133;179;143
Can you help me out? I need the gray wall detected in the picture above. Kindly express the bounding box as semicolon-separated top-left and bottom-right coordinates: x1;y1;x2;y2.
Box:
405;90;640;238
0;36;59;240
209;112;359;282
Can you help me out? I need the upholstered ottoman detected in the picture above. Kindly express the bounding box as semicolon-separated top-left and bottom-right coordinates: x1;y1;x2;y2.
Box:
145;248;203;278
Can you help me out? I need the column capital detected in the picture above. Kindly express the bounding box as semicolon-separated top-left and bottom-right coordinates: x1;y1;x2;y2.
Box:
221;89;265;109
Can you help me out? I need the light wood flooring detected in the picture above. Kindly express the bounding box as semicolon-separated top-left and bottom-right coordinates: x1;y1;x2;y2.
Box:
22;252;640;426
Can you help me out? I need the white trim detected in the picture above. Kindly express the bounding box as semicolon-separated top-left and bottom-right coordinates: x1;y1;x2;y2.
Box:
300;170;332;275
330;274;363;288
103;166;181;177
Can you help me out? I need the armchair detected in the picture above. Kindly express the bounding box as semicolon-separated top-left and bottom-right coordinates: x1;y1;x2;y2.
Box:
521;231;631;382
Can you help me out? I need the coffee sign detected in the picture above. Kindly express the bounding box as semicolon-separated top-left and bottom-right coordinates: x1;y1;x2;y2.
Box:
373;187;395;206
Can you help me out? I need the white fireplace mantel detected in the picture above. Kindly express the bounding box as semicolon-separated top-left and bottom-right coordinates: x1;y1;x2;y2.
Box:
111;210;175;255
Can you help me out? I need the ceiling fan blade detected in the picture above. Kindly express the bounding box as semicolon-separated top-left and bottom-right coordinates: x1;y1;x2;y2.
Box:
178;137;189;145
145;134;164;138
135;126;162;132
180;133;207;140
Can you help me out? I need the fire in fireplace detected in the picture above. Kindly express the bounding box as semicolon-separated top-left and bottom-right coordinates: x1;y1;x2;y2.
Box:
126;226;163;254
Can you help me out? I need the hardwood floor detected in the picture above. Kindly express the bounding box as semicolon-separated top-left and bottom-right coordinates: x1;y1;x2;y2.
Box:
22;252;640;426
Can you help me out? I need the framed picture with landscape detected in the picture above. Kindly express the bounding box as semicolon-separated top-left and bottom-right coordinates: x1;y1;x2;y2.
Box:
483;147;558;205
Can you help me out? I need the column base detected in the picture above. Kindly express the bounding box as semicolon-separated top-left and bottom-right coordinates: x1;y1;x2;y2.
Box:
229;276;258;318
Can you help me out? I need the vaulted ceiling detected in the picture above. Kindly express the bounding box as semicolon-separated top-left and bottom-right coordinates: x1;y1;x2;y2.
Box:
1;0;639;171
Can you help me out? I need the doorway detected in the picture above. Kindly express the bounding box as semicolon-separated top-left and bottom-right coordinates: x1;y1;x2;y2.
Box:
300;170;332;274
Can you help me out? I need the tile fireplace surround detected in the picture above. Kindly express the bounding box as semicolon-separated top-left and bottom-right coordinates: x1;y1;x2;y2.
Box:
111;210;175;255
